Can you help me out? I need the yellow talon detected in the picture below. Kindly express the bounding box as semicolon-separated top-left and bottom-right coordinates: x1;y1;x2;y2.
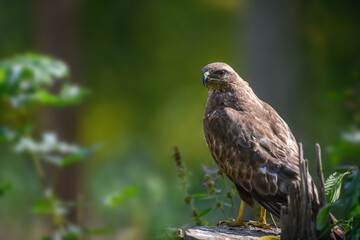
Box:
218;202;273;230
218;201;250;228
249;207;272;229
218;219;250;228
249;220;272;229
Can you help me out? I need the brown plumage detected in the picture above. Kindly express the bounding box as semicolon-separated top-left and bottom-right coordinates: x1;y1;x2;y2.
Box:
202;62;302;218
202;62;346;239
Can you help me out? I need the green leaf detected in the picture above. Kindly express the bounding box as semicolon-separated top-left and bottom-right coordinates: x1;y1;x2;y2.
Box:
316;202;337;230
0;69;6;84
58;83;88;105
104;185;140;207
14;133;99;166
62;225;84;240
0;182;11;196
222;202;233;207
328;134;360;165
46;144;100;167
192;193;209;198
30;84;89;107
32;198;53;213
0;53;86;107
200;194;226;200
0;53;68;85
60;153;88;166
32;192;62;214
344;168;360;217
0;126;15;141
325;171;350;203
193;207;212;221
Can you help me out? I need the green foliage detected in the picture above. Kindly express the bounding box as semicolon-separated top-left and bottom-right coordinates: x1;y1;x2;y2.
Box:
344;170;360;216
0;181;11;197
33;197;55;214
325;171;350;203
104;185;140;207
0;53;112;239
316;76;360;238
317;170;350;230
316;201;338;230
193;207;213;222
328;130;360;165
13;132;100;167
343;169;360;239
30;83;88;107
0;53;87;107
317;166;360;237
173;146;237;226
0;126;15;141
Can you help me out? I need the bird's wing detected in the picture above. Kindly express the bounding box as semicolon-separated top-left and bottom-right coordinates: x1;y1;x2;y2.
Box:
204;105;300;217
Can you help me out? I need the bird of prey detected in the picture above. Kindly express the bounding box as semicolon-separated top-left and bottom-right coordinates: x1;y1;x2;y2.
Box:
202;62;311;229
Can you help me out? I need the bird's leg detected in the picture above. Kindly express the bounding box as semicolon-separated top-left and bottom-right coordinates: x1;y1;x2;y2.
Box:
218;201;249;228
248;207;272;229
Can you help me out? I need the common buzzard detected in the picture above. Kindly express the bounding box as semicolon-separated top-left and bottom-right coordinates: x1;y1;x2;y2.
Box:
202;62;311;228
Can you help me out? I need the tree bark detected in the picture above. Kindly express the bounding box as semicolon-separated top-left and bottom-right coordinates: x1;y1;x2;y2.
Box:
242;0;301;127
33;0;83;223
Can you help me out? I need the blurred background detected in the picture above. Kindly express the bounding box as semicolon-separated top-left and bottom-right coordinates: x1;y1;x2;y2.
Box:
0;0;360;239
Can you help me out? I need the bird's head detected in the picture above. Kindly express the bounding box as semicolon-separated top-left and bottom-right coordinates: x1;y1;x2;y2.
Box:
201;62;239;91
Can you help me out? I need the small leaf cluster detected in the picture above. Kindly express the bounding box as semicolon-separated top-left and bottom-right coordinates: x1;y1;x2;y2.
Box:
0;54;109;239
317;168;359;239
316;75;360;239
104;185;140;207
173;147;237;227
0;53;87;107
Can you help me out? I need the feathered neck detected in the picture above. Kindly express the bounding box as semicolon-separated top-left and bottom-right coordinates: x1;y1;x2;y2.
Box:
206;78;262;112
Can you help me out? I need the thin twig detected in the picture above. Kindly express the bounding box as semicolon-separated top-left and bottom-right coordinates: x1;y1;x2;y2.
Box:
214;196;228;219
269;212;277;228
220;174;236;217
316;143;326;206
29;152;46;189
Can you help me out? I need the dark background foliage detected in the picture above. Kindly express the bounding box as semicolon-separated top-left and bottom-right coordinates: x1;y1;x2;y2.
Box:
0;0;359;239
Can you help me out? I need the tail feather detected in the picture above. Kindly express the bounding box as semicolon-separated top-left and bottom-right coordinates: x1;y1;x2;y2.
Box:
257;200;281;218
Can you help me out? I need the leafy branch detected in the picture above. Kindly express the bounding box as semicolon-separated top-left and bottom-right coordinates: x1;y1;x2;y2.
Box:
0;54;108;239
173;146;237;227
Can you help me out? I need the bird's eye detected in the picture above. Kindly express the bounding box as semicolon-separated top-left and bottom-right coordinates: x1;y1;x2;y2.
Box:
218;70;226;78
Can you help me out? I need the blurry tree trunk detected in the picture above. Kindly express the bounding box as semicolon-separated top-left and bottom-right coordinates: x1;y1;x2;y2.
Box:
242;0;301;126
33;0;83;223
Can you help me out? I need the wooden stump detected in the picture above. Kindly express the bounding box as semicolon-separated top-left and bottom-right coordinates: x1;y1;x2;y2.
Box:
183;225;280;240
280;143;332;239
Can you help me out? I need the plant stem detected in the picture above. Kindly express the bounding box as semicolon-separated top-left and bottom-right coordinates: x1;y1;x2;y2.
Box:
221;174;236;217
29;152;46;189
215;197;228;219
269;212;277;228
52;167;61;188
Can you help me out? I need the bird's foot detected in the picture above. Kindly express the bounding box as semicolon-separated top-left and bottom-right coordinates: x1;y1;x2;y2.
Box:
217;219;250;228
248;220;272;229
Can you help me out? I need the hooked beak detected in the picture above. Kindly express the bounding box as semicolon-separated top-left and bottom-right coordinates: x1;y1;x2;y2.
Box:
202;71;210;85
203;71;221;86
